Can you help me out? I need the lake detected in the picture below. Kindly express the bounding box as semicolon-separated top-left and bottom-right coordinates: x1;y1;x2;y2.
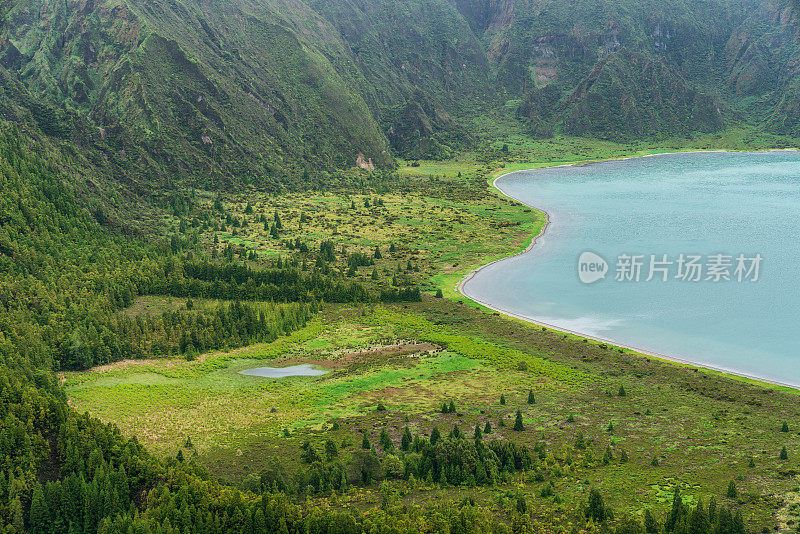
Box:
462;151;800;387
240;364;328;378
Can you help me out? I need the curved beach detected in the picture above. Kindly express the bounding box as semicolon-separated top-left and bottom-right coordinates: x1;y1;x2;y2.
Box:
458;150;800;390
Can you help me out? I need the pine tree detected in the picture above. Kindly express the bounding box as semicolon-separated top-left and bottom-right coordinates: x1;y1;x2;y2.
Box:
666;488;683;532
618;385;627;397
586;488;607;522
484;421;492;434
689;501;709;534
29;484;49;533
500;394;506;405
401;427;412;451
527;390;535;404
379;428;394;452
726;480;738;499
362;434;370;449
11;497;24;534
780;446;789;460
514;410;525;431
448;400;456;413
782;421;790;432
325;440;338;460
474;424;483;441
430;426;441;445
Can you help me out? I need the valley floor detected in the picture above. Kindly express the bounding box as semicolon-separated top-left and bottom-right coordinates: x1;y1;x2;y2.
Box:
65;131;800;532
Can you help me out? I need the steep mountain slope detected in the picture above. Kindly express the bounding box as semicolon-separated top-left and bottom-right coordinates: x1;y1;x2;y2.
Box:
0;0;397;190
1;0;799;194
560;49;724;139
455;0;759;92
726;0;800;133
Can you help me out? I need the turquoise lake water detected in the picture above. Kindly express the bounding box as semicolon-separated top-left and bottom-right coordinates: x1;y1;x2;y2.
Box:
462;151;800;387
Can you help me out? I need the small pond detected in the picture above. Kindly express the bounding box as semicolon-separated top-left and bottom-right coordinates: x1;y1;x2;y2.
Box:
240;364;327;378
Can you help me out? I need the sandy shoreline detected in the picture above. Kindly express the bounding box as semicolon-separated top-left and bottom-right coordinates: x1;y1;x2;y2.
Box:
456;149;800;392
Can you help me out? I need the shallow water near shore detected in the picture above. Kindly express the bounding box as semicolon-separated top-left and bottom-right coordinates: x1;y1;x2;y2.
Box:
462;151;800;387
240;364;327;378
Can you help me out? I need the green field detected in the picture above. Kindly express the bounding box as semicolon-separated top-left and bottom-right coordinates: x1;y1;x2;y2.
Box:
66;298;800;530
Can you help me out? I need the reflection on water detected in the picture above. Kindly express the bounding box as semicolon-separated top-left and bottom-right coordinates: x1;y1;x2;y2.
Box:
240;364;327;378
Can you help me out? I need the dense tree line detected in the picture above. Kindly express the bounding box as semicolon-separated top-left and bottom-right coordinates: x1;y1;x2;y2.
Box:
152;261;421;304
61;300;313;369
153;262;371;303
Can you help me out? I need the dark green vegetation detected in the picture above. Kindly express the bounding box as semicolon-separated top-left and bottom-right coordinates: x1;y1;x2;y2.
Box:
1;0;800;200
1;0;800;532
